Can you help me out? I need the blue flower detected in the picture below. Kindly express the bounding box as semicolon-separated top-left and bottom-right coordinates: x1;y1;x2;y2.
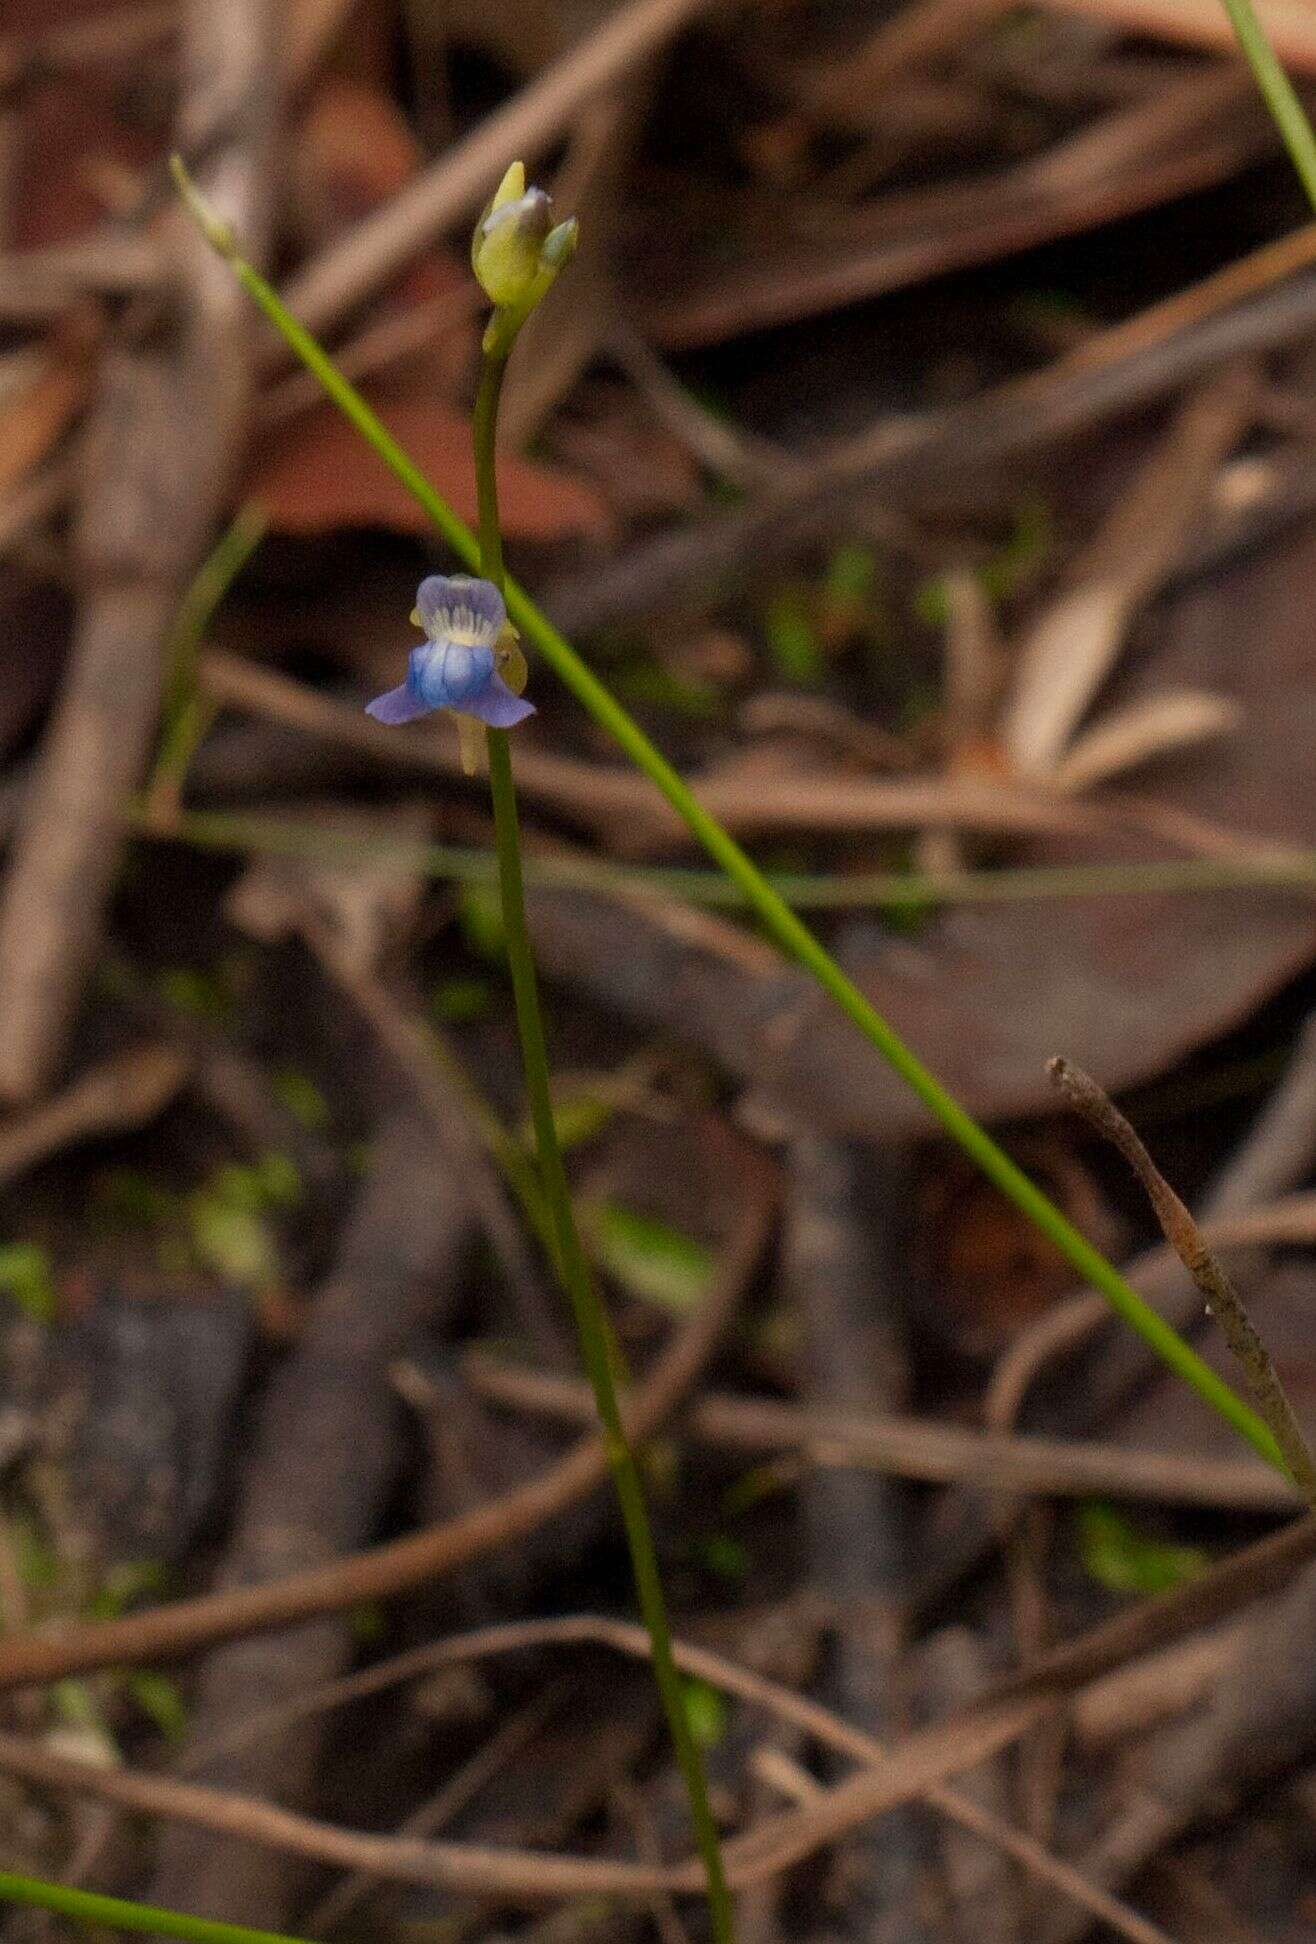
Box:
366;574;535;729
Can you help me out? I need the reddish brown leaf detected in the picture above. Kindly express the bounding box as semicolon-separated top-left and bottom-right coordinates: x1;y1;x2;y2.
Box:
290;77;477;390
294;77;423;234
527;516;1316;1136
246;388;611;542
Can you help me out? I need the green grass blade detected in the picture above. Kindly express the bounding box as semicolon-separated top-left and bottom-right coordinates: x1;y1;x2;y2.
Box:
1220;0;1316;209
0;1873;316;1944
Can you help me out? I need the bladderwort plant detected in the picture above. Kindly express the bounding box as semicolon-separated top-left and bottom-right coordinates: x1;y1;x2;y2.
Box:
360;159;740;1940
3;8;1316;1934
161;131;1307;1934
167;150;1291;1478
162;115;1316;1924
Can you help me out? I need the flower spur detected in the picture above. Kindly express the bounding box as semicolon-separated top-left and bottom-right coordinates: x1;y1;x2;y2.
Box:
366;573;534;729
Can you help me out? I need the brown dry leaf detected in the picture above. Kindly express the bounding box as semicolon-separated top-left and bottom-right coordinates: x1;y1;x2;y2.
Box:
11;64;158;251
245;385;611;541
1002;367;1255;777
528;515;1316;1137
0;322;96;502
915;1140;1121;1353
290;76;477;394
294;76;426;232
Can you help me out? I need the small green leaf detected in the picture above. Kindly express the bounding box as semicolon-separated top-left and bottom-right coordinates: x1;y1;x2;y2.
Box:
431;975;492;1025
95;1168;180;1232
912;576;951;629
51;1678;113;1746
14;1521;61;1593
89;1560;170;1620
1077;1501;1208;1595
0;1244;55;1323
272;1069;331;1131
823;542;876;607
696;1533;750;1582
128;1669;189;1743
583;1201;714;1313
458;884;507;962
764;590;823;684
680;1676;729;1749
188;1200;276;1286
980;494;1053;603
156;965;232;1024
613;663;719;718
548;1090;614;1153
251;1153;302;1208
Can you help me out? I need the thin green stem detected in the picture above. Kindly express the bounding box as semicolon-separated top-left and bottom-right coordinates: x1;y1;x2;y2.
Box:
1220;0;1316;210
151;502;267;807
0;1873;315;1944
473;354;506;589
172;158;1287;1479
474;334;735;1942
140;804;1316;909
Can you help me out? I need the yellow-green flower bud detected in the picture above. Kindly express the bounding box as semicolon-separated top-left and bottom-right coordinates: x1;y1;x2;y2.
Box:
472;163;579;336
472;164;553;308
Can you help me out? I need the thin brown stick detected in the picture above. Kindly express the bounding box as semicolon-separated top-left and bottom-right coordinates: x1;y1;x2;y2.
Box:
280;0;719;341
183;1613;1171;1944
0;0;276;1103
546;221;1316;638
197;648;1105;848
461;1356;1297;1513
1041;0;1316;69
0;1044;188;1190
0;1729;676;1902
305;1680;569;1934
1048;1056;1316;1505
14;1511;1312;1909
0;1134;773;1691
0;1689;1047;1900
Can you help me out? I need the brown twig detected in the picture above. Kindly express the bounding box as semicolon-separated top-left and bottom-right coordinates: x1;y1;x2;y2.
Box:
1039;1549;1316;1944
0;0;276;1102
545;227;1316;638
1042;0;1316;68
279;0;720;343
1047;1056;1316;1505
305;1680;570;1934
462;1355;1298;1512
197;647;1105;849
987;1026;1316;1452
650;66;1262;348
0;1044;188;1189
0;1729;679;1902
0;1617;1163;1939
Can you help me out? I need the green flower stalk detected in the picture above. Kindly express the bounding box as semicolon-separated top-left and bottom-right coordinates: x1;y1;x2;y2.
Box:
469;170;736;1944
360;161;735;1940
